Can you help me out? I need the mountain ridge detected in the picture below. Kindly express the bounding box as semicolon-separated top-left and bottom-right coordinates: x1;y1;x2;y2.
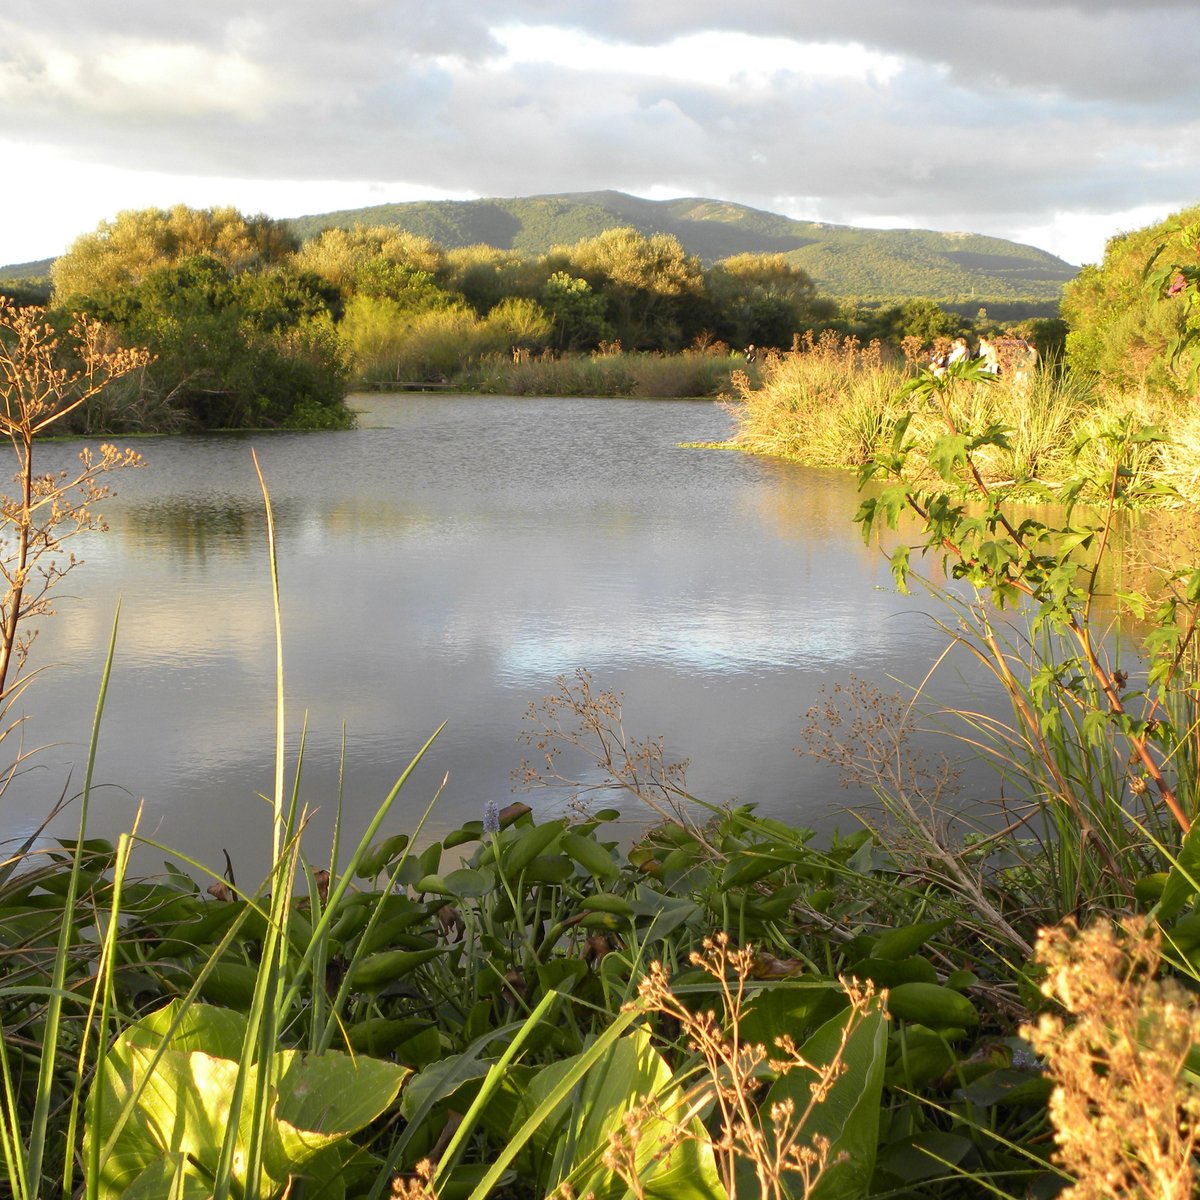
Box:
1;190;1078;306
285;189;1077;304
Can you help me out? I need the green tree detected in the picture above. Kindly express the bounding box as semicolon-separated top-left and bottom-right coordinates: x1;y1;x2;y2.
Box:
443;245;544;314
479;297;552;356
1062;204;1200;394
51;206;295;300
351;258;457;313
540;272;612;351
704;253;832;345
77;256;350;429
293;225;445;294
895;298;964;342
555;227;703;349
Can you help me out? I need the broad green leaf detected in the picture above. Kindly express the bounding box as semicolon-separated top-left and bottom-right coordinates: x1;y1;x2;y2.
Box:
764;1001;888;1200
1158;815;1200;920
520;1027;727;1200
929;433;971;481
876;1131;973;1185
87;1000;407;1199
416;867;494;897
887;982;979;1029
738;981;845;1050
401;1051;499;1122
119;1154;215;1200
862;919;953;963
267;1049;408;1179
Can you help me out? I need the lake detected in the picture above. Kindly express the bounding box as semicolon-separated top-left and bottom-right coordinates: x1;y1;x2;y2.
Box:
0;394;989;882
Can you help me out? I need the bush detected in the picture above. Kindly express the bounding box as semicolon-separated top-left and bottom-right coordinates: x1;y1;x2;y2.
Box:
1062;204;1200;397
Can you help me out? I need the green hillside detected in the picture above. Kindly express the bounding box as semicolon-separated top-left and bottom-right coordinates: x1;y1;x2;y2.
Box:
0;257;55;280
286;190;1077;303
0;258;53;305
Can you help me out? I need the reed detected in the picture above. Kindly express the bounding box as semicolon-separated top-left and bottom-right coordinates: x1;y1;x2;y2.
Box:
460;346;749;398
731;330;1200;510
728;332;908;467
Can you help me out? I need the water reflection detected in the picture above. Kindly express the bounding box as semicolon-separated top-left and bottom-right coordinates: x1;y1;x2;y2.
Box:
110;498;268;562
1;396;992;881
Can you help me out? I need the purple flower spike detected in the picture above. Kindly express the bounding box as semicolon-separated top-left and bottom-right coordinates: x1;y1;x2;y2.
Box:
483;799;500;836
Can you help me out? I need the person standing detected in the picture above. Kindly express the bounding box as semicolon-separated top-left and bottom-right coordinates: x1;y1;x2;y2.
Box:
977;336;1000;375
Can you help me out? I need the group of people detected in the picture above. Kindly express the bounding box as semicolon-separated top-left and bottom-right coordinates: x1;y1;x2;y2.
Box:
929;334;1037;385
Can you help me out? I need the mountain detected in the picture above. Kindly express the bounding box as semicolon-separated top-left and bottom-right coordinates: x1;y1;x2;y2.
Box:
285;189;1078;304
0;257;54;281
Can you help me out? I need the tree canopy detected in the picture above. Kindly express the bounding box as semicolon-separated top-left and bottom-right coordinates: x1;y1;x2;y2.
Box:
1061;204;1200;394
51;206;296;301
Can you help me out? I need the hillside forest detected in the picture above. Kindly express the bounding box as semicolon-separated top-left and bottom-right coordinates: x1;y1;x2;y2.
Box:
0;200;1196;432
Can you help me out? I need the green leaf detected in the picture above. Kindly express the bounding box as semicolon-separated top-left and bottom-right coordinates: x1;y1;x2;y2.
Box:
738;982;845;1049
855;919;952;964
1158;816;1200;921
120;1154;215;1200
417;867;495;898
267;1050;409;1179
887;982;979;1030
877;1131;974;1185
889;544;910;594
928;433;971;482
1082;709;1110;747
519;1026;727;1200
86;1000;407;1199
764;1002;888;1200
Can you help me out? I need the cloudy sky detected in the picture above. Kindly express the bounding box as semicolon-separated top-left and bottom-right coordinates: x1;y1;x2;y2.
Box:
2;0;1197;269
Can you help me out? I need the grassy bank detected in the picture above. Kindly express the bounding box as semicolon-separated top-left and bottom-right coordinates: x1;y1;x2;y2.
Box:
418;345;758;399
730;330;1200;502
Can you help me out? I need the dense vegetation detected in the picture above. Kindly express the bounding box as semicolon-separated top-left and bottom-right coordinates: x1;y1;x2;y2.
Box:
730;206;1200;506
6;204;841;428
2;200;1079;434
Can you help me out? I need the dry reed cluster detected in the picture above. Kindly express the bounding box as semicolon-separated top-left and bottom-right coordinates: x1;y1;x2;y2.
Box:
1024;917;1200;1200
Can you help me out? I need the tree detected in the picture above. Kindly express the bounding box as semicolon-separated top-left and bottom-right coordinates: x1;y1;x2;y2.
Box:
351;258;457;313
478;297;552;356
555;228;703;349
51;206;296;301
895;298;963;342
443;245;542;315
1062;204;1200;394
540;272;612;351
77;256;351;430
294;225;445;293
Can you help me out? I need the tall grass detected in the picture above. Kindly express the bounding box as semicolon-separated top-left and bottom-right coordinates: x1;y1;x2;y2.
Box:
459;346;750;398
729;331;909;466
733;331;1200;506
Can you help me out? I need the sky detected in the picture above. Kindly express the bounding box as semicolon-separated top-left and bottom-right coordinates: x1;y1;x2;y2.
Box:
1;0;1197;270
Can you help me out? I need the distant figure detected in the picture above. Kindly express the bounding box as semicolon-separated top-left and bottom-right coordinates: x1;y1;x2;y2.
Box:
977;336;1000;375
979;334;1039;388
1009;337;1038;390
745;344;758;364
931;336;969;377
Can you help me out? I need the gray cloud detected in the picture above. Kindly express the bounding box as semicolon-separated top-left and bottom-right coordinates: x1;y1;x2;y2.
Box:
1;0;1196;265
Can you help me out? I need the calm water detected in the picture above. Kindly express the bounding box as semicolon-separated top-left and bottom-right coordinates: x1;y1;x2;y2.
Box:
1;394;984;880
